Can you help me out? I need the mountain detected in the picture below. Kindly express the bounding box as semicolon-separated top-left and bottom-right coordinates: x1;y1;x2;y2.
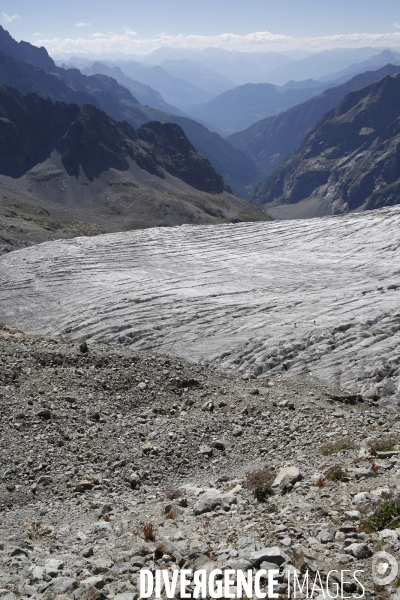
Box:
187;81;329;135
0;86;269;231
142;47;298;85
110;60;213;110
0;26;259;197
228;64;400;178
81;61;184;115
161;59;237;95
262;47;386;86
0;25;55;71
250;73;400;219
320;49;400;84
0;51;97;107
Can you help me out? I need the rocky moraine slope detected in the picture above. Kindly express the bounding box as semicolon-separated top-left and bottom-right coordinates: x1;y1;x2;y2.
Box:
1;323;400;600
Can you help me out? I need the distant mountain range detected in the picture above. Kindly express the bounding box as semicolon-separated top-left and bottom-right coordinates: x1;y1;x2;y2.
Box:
228;64;400;178
249;73;400;219
187;81;330;135
78;61;185;115
0;26;260;197
320;49;400;84
101;60;214;110
0;85;269;231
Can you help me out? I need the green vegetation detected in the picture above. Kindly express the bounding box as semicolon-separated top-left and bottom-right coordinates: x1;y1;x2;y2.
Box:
245;465;275;502
361;498;400;533
325;464;348;482
321;438;355;456
367;436;399;456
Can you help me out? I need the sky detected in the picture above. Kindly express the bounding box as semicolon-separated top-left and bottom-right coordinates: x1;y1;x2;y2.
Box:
2;0;400;56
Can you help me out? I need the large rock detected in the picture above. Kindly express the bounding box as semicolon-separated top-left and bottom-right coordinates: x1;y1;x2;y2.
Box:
193;490;236;515
272;467;302;493
50;577;79;596
249;547;290;567
344;543;373;559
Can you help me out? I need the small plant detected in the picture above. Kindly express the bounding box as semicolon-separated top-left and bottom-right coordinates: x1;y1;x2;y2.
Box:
143;522;156;541
325;464;348;482
162;487;183;500
367;436;399;456
371;462;379;474
165;509;177;520
315;477;325;488
361;496;400;533
154;544;166;560
245;465;276;503
321;438;355;456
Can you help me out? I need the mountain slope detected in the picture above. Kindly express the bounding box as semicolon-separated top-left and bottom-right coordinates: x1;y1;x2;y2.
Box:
82;61;184;115
0;86;269;231
0;27;258;197
228;64;400;178
187;81;328;135
110;61;213;110
250;73;400;218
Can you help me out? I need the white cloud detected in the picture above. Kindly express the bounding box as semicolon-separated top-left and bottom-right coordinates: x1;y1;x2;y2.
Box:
35;29;400;56
75;22;93;28
1;13;20;23
395;23;400;29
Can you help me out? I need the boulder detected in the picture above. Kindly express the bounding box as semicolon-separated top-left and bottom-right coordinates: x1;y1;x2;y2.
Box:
344;543;372;559
249;547;290;567
193;490;236;515
272;467;302;493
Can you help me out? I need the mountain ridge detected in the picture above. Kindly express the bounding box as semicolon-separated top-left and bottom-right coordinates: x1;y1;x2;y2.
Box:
228;64;400;179
250;73;400;218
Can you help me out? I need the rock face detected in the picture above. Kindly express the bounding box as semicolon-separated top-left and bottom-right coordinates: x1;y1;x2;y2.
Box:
228;64;400;180
1;206;400;405
0;85;269;234
250;73;400;219
0;85;225;192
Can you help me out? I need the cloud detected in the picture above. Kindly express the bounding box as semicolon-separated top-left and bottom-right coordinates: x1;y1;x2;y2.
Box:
35;29;400;56
1;13;20;23
395;23;400;29
75;22;93;28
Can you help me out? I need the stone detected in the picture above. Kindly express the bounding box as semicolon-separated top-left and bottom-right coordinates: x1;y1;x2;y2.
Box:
51;577;79;595
249;547;290;567
379;529;398;540
232;427;243;437
344;543;372;559
193;490;236;515
377;451;400;459
81;576;105;590
45;558;64;577
214;440;230;451
272;467;302;493
75;480;94;492
317;529;335;544
199;445;213;457
91;559;112;574
352;467;377;479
